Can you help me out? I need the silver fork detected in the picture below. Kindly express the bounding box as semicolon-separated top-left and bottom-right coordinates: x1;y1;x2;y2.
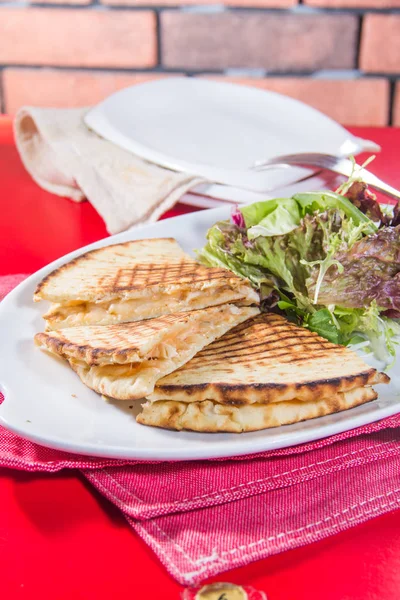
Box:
252;153;400;202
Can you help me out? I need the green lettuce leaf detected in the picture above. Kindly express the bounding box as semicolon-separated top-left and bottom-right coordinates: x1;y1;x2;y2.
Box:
345;302;400;366
198;221;278;290
240;198;291;228
246;199;301;239
306;308;343;345
199;189;400;365
293;191;376;233
239;191;376;243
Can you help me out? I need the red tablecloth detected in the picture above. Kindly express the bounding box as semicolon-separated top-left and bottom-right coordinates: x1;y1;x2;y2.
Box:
1;116;400;599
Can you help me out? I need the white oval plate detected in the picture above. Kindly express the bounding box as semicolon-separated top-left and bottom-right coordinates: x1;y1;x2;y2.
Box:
85;78;379;194
0;207;399;461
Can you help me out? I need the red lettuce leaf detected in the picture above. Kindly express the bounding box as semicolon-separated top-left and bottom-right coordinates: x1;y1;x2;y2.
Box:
343;181;400;228
307;226;400;311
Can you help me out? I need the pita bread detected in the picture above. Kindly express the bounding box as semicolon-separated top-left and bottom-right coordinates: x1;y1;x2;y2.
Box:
33;238;259;329
35;304;259;400
137;386;378;432
147;313;388;405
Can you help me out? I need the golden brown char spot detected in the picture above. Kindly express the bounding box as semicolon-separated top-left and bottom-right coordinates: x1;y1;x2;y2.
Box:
154;369;378;406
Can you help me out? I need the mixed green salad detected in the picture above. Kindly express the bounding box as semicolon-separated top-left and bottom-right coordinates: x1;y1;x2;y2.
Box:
199;165;400;366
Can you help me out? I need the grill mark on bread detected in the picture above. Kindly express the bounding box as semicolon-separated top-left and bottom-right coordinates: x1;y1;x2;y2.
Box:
206;333;333;354
34;238;256;303
35;305;259;366
148;313;389;405
114;268;123;289
129;264;137;287
209;314;300;344
34;238;179;293
119;262;197;274
193;315;337;354
156;370;378;394
192;342;344;364
197;335;335;359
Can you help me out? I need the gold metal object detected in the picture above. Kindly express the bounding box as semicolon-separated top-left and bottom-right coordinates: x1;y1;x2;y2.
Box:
195;582;248;600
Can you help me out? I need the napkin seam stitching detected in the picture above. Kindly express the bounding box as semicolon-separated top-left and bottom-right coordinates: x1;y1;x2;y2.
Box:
95;439;394;506
183;488;400;575
0;437;394;478
99;469;143;501
88;446;399;574
132;519;199;578
130;487;400;581
216;486;400;556
143;520;198;567
170;439;395;504
0;452;123;469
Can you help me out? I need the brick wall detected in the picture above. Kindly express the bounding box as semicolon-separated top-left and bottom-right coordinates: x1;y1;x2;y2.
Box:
1;1;399;126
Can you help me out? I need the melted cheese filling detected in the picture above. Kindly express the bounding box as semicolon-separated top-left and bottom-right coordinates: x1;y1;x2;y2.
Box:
71;335;207;400
68;316;240;400
44;286;257;329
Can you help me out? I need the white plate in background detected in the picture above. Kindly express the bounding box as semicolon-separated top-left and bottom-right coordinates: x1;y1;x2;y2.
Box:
0;207;399;461
85;78;379;195
180;171;344;209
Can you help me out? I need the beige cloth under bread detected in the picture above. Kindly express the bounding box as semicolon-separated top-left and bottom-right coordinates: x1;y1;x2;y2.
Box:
14;107;203;234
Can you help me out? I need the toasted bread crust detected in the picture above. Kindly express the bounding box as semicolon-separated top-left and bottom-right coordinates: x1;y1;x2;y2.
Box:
57;306;260;400
148;314;389;404
33;238;258;306
35;305;259;366
34;238;187;302
137;386;378;432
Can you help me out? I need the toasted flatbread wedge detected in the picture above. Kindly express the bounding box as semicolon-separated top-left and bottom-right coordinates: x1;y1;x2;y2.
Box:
33;238;259;329
137;386;378;432
147;313;389;406
139;313;389;432
35;305;259;400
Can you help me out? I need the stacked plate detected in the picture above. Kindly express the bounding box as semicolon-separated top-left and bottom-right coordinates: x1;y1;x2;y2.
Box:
84;77;380;208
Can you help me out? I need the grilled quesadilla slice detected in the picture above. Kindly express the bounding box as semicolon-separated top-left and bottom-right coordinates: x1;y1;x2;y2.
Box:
147;314;388;405
35;304;259;400
137;387;378;433
34;238;259;329
138;313;389;431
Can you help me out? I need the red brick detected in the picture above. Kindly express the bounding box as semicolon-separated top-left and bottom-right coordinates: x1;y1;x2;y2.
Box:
306;0;400;6
0;8;157;68
26;0;92;4
360;15;400;73
198;76;390;126
2;69;183;115
161;12;358;71
102;0;295;6
393;83;400;127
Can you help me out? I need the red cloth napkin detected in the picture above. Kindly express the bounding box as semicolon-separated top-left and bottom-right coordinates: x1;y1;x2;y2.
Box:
2;275;400;586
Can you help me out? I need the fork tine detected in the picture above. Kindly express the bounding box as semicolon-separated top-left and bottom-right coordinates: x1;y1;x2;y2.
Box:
253;153;400;202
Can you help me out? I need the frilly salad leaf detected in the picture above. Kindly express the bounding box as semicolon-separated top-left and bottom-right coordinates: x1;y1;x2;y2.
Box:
292;191;376;234
198;175;400;365
336;155;400;228
346;302;400;366
241;198;301;238
307;226;400;311
200;221;279;292
240;190;376;241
